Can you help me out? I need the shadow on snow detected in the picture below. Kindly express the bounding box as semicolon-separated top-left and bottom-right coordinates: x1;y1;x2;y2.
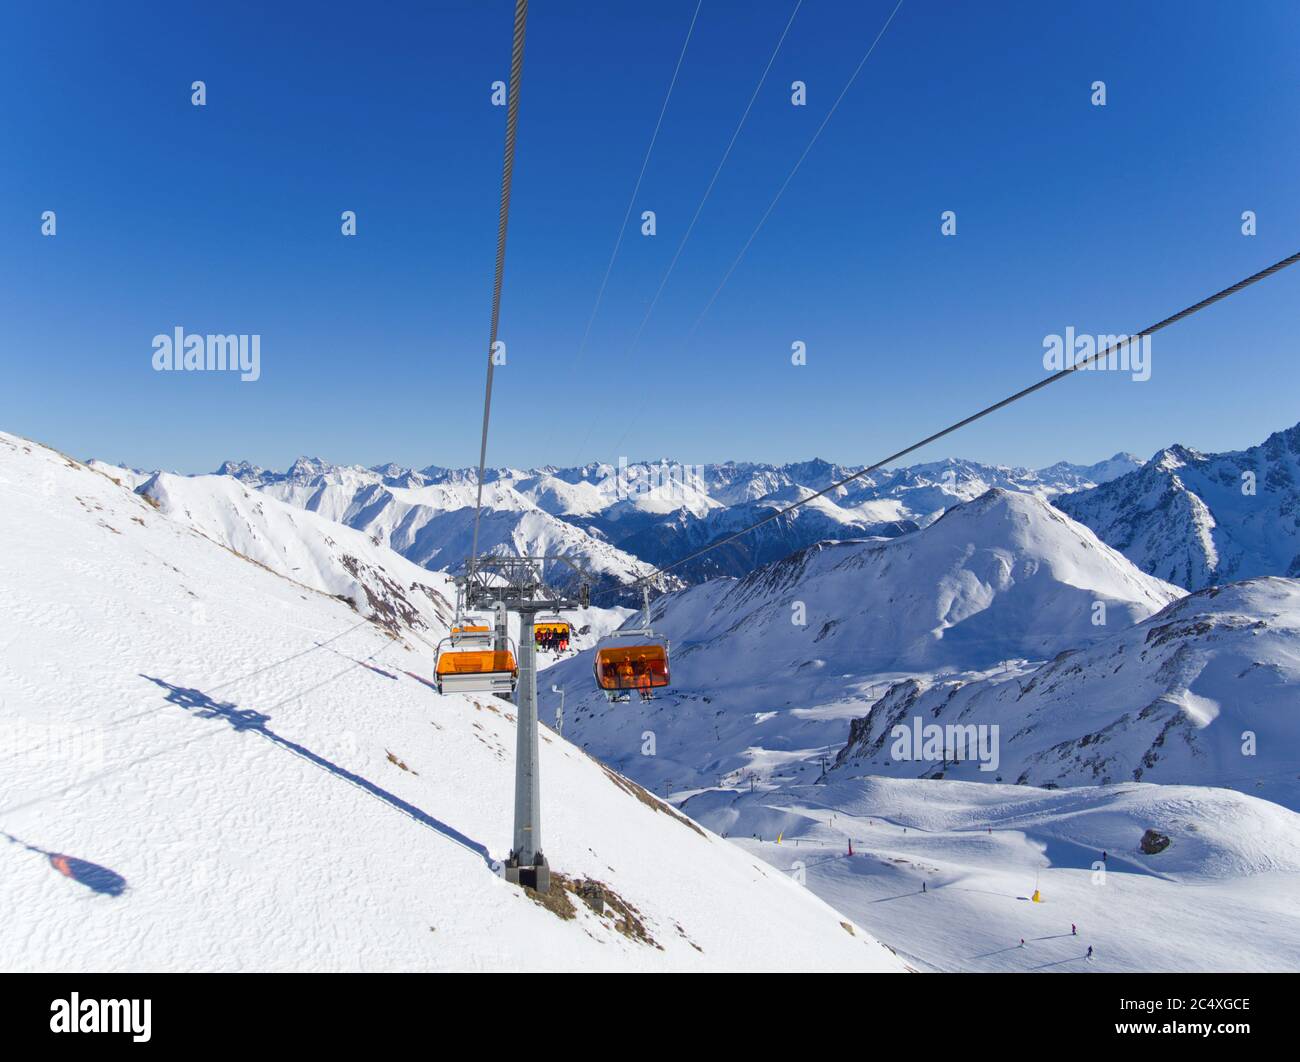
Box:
2;832;127;897
140;675;494;870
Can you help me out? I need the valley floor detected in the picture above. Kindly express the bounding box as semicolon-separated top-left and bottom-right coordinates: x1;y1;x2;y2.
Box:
683;778;1300;972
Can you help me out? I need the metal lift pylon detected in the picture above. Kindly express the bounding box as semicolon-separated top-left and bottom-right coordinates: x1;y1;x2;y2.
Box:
460;555;589;893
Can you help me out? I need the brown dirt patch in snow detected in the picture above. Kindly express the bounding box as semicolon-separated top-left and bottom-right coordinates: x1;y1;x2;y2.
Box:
385;750;417;774
522;872;660;949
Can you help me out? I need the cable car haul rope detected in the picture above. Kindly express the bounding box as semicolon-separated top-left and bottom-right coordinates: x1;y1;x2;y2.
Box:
468;0;529;578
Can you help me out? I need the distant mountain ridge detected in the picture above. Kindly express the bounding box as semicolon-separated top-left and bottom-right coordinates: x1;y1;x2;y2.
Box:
203;450;1145;588
1057;423;1300;590
122;419;1300;597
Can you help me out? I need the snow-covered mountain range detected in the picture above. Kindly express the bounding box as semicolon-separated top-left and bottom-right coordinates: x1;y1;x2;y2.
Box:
194;420;1300;600
181;450;1143;592
15;415;1300;972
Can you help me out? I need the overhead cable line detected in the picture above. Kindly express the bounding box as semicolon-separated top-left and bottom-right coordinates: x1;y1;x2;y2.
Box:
556;0;705;465
570;0;703;372
610;0;904;454
591;249;1300;599
686;0;905;336
469;0;530;575
622;0;804;363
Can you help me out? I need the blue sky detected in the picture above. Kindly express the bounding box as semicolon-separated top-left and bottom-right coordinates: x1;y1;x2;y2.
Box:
2;0;1298;474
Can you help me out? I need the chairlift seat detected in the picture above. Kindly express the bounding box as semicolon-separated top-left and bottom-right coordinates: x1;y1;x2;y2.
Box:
593;632;670;692
434;640;518;695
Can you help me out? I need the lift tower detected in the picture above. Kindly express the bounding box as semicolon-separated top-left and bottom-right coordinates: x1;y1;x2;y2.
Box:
461;555;589;893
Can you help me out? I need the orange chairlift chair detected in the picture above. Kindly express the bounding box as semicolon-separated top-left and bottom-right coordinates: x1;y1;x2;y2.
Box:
533;619;571;651
436;602;517;694
592;586;669;702
449;623;494;649
434;634;518;695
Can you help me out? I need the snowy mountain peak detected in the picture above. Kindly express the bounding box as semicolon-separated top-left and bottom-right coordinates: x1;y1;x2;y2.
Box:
1058;419;1300;590
213;459;266;481
545;488;1182;798
1152;443;1204;471
286;455;338;479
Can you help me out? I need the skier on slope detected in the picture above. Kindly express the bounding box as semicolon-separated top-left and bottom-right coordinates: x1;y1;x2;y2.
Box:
1087;945;1093;960
1071;923;1077;936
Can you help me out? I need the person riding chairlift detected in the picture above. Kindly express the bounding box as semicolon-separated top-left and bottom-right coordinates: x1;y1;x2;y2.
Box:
601;658;635;703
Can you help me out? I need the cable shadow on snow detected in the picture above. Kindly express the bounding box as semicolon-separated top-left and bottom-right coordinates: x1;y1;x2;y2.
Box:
140;676;493;868
2;831;127;897
403;671;439;692
317;641;400;681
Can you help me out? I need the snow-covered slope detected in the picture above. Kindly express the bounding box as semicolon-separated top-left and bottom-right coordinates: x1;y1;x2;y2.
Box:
86;459;151;491
543;489;1181;795
139;471;457;637
682;777;1300;972
1058;422;1300;590
0;430;903;972
834;577;1300;808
